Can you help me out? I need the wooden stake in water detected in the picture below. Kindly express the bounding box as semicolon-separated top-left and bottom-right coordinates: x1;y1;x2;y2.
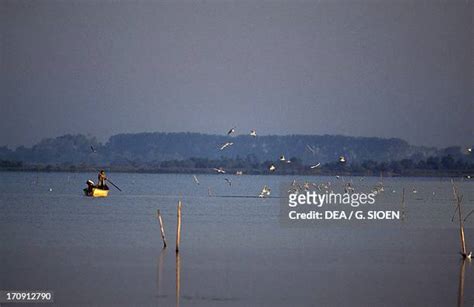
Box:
452;180;467;257
157;209;167;248
176;201;182;253
401;188;406;221
453;185;466;255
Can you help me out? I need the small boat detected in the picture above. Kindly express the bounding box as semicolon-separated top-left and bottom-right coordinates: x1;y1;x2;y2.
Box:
84;186;109;197
84;180;109;197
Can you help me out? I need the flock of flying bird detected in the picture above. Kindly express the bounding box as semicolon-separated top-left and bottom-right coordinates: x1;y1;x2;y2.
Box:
216;127;345;174
201;126;350;197
198;127;473;198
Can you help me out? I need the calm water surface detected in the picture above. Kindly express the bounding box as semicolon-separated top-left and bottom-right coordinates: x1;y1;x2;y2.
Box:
1;172;473;306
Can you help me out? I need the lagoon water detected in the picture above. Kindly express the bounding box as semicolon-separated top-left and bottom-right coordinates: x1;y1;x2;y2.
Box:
1;172;473;306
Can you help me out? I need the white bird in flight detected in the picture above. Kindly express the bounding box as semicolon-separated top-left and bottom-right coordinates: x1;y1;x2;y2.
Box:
310;163;321;169
213;168;226;174
339;156;346;163
250;130;257;137
269;164;276;172
227;127;236;135
193;175;200;185
220;142;234;150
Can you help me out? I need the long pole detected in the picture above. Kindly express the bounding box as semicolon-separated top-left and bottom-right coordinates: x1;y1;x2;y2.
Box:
401;188;406;221
452;181;467;255
157;209;167;248
176;201;182;253
107;179;122;191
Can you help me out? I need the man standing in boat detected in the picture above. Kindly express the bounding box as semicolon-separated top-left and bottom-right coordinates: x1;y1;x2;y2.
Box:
97;170;107;188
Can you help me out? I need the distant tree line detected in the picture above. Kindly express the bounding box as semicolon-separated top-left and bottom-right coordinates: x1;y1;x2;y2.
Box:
0;160;23;168
3;132;470;166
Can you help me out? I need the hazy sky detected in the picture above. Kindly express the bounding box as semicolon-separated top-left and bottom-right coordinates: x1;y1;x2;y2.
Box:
1;0;472;148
